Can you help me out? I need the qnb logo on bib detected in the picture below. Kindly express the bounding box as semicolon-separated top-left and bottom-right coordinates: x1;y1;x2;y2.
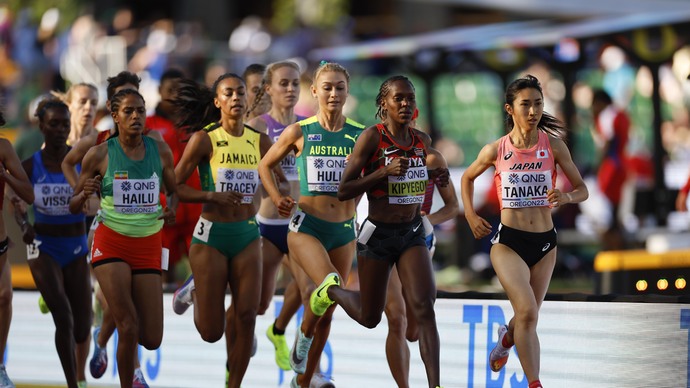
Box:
387;158;427;205
216;167;258;204
501;170;552;208
306;156;346;193
113;177;159;214
35;183;74;216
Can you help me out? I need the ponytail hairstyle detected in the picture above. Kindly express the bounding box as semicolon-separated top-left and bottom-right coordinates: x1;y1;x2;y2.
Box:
374;75;415;121
504;74;566;140
34;97;69;122
109;89;145;137
312;61;350;87
51;83;98;105
173;73;244;133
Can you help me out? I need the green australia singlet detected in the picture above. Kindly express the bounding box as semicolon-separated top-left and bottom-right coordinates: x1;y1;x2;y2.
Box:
100;136;163;237
296;116;365;197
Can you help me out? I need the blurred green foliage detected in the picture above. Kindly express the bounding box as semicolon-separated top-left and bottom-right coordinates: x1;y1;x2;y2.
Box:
6;0;84;31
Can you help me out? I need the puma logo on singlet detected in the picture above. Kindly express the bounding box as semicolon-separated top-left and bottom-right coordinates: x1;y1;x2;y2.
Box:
344;134;358;143
246;139;256;148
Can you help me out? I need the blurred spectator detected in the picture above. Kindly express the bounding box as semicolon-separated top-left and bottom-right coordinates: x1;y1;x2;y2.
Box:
145;68;200;286
12;94;47;160
590;89;630;249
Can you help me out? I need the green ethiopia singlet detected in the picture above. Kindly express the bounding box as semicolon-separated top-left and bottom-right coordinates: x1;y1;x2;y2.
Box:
198;123;261;204
296;116;365;197
100;136;163;237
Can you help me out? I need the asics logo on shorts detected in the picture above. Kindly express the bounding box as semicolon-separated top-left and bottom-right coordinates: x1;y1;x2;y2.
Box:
541;243;550;252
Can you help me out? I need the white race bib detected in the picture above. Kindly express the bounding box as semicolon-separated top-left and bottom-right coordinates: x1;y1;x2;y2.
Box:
500;170;552;208
305;156;346;193
113;177;159;214
34;183;73;216
215;168;259;204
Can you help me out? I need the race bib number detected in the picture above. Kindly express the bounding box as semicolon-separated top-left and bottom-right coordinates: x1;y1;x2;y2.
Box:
194;217;213;243
357;220;376;245
387;165;427;205
501;170;552;208
161;248;170;270
26;239;42;260
34;183;73;216
289;210;306;233
113;177;159;214
215;168;258;204
305;156;346;193
281;154;299;181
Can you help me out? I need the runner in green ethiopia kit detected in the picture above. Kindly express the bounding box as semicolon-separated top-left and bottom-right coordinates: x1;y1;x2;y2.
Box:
69;89;177;388
258;61;363;388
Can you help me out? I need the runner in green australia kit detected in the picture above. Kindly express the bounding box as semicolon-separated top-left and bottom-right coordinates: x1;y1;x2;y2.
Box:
258;62;363;388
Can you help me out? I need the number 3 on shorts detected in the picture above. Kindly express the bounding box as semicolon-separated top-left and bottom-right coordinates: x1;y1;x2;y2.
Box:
289;210;306;233
194;218;212;243
26;240;41;260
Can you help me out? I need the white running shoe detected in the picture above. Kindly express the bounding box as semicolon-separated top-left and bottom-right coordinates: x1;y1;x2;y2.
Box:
310;372;335;388
132;368;149;387
290;330;313;374
0;365;14;388
172;275;195;315
489;324;510;372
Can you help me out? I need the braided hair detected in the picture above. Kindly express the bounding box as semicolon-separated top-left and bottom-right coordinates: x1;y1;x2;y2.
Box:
173;73;244;133
245;61;300;118
243;64;266;119
109;89;145;137
374;75;415;121
504;74;566;140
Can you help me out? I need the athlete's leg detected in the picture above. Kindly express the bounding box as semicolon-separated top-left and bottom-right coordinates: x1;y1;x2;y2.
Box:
397;245;439;388
491;244;556;384
384;267;409;388
0;257;12;374
63;255;93;385
295;242;354;387
188;243;230;342
258;236;285;315
30;253;80;387
226;239;261;388
93;261;137;388
328;253;391;328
